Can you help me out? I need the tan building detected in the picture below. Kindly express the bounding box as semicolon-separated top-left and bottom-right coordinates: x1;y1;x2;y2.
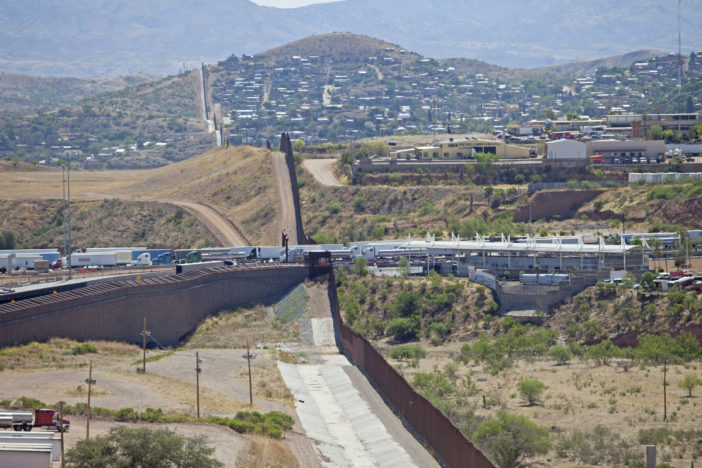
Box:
607;113;701;137
586;139;665;159
410;137;530;159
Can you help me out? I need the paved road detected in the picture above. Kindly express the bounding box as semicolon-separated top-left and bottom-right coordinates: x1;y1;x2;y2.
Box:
303;158;342;187
271;151;299;244
173;200;249;246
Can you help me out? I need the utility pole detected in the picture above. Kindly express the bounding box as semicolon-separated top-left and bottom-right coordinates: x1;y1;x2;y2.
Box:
61;166;67;262
60;415;64;468
246;341;253;406
195;352;202;418
85;360;96;439
663;357;668;421
140;318;150;373
67;163;72;280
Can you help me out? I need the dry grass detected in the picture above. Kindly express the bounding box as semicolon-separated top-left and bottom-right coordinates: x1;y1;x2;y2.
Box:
0;145;280;245
101;369;251;415
236;434;298;468
396;346;702;467
187;306;299;349
60;383;114;398
0;338;140;372
231;364;294;408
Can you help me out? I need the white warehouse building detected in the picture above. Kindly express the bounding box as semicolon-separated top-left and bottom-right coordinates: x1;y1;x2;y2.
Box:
545;139;587;159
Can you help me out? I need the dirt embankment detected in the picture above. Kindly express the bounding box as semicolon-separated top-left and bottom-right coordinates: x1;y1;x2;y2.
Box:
652;197;702;228
513;189;604;222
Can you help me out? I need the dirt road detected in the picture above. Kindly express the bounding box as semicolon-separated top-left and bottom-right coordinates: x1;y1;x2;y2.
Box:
270;152;299;244
174;200;249;246
302;158;342;187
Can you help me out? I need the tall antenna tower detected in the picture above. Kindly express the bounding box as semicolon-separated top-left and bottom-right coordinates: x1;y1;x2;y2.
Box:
677;0;682;133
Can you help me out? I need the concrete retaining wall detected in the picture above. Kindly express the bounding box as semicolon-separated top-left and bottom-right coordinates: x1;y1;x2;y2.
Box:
0;264;309;347
496;271;604;314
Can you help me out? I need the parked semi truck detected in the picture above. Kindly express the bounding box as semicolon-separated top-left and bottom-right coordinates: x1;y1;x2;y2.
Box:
0;409;69;432
176;251;201;264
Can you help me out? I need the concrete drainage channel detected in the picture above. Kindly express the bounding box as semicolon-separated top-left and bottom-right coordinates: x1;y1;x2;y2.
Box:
276;285;439;468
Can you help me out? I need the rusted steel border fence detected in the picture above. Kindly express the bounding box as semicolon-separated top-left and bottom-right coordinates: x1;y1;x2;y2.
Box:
327;267;495;468
280;132;308;244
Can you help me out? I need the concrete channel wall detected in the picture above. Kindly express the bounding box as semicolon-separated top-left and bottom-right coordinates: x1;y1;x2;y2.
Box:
327;268;495;468
0;264;309;348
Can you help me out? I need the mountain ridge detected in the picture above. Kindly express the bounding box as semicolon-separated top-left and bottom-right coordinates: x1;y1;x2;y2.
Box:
1;0;698;77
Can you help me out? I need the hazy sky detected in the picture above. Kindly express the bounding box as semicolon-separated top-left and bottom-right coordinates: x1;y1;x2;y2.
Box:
250;0;341;7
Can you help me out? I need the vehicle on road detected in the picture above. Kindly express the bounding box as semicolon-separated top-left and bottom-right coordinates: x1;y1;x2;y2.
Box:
0;409;69;432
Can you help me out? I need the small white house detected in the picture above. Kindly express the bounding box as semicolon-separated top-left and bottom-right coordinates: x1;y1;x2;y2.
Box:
546;139;587;159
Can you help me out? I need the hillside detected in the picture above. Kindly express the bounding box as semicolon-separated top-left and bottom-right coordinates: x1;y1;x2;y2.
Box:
0;73;158;112
4;31;696;166
209;32;697;147
0;199;218;250
335;271;702;468
124;145;280;245
443;50;668;81
0;145;281;248
254;33;420;65
536;49;667;77
0;70;212;168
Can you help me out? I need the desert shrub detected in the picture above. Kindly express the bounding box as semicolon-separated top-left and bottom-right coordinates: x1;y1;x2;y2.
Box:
557;425;639;466
207;411;292;439
387;317;420;342
413;371;456;397
518;378;546;406
389;344;426;361
72;343;98;355
547;345;572;365
473;411;551;468
15;396;46;409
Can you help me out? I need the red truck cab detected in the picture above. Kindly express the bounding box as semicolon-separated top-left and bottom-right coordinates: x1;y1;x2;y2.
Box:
34;409;70;432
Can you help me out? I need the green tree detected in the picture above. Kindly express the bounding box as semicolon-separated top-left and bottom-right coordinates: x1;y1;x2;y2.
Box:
475;152;500;173
472;411;551;468
389;344;426;361
588;338;620;366
0;231;17;250
677;374;702;398
351;256;368;276
387;317;420;342
397;257;410;277
65;426;223;468
517;378;547;406
353;196;366;213
640;271;656;292
547;345;572;365
312;232;338;244
647;124;663;140
637;332;700;420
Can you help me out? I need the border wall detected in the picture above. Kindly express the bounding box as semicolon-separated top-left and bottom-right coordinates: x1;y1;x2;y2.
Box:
326;268;495;468
280;132;309;244
0;264;308;348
